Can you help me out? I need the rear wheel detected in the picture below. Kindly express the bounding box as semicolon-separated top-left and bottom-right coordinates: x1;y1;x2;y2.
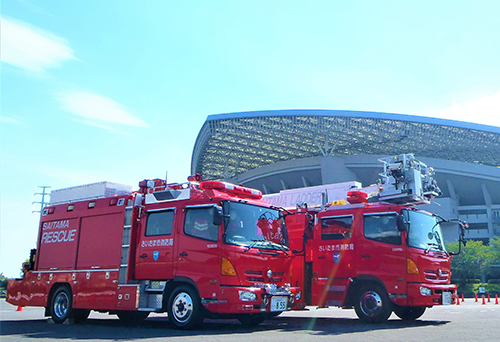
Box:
117;311;150;325
354;283;392;323
393;306;426;320
51;286;73;324
167;285;204;329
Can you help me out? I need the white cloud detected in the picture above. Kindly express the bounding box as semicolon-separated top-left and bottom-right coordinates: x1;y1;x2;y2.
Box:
439;92;500;127
57;91;149;128
0;16;77;73
0;115;25;126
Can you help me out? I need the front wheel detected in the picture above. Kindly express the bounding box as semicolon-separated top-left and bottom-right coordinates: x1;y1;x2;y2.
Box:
167;285;205;329
354;283;392;323
51;286;73;324
393;306;426;320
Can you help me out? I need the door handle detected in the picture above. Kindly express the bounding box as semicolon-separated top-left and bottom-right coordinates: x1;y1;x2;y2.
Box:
179;252;188;257
140;254;148;258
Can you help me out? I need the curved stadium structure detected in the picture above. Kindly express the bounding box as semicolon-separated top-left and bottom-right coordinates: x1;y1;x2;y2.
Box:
191;110;500;242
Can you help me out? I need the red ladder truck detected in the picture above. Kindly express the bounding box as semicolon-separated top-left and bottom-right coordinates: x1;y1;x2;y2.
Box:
7;176;295;328
266;154;467;323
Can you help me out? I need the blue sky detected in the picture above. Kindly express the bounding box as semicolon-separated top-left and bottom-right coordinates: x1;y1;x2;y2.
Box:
1;0;499;278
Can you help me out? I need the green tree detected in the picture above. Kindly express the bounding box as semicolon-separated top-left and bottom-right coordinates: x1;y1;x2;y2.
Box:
447;240;490;283
485;236;500;279
0;273;7;289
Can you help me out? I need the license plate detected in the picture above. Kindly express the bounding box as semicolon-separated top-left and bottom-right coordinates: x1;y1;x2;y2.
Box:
270;296;287;312
442;292;451;305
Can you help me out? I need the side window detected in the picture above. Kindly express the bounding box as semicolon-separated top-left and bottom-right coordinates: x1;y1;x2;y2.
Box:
321;216;352;240
145;210;174;236
364;214;401;245
184;207;219;242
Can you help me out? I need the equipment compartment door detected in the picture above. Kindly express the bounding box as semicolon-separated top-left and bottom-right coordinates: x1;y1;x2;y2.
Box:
312;214;355;306
175;206;221;299
135;208;175;279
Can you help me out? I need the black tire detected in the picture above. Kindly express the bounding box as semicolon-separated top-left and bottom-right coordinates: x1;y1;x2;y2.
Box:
73;309;91;324
354;283;392;323
393;305;426;320
167;285;204;329
238;313;266;327
50;285;73;324
117;311;150;325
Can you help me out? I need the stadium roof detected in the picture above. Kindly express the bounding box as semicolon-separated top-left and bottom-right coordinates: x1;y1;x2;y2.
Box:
191;110;500;181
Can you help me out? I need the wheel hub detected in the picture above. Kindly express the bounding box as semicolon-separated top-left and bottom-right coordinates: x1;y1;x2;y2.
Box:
172;292;193;322
360;291;382;317
54;292;69;318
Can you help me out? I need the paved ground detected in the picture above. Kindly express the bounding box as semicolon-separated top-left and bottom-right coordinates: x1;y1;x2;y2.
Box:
1;298;499;342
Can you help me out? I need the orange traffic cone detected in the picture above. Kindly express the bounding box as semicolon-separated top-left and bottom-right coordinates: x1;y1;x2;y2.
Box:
482;295;486;305
475;293;478;302
462;293;465;302
456;296;460;305
488;294;491;303
495;295;499;305
16;306;24;311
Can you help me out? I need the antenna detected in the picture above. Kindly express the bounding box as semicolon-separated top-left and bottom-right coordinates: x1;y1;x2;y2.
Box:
32;186;51;215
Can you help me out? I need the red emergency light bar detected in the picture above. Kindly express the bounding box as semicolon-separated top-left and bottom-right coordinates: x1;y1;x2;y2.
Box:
346;190;368;204
199;181;263;200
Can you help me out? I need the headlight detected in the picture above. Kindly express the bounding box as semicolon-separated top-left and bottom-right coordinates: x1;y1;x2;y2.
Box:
420;286;432;296
239;290;258;301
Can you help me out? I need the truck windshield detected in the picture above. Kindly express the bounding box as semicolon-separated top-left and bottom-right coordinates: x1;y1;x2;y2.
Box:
223;201;289;252
403;209;446;253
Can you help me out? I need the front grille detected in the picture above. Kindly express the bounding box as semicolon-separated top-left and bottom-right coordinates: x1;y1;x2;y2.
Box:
245;270;284;283
424;269;449;282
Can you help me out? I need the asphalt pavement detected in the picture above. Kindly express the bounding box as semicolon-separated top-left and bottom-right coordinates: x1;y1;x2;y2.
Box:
1;298;499;342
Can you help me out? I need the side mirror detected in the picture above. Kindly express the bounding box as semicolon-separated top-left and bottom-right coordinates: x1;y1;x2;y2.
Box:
397;215;408;232
213;205;223;226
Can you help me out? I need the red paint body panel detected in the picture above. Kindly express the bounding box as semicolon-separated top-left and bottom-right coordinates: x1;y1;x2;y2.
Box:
287;202;457;310
7;183;295;317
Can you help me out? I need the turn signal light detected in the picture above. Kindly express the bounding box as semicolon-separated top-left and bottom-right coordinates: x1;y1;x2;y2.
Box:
221;257;237;277
407;258;419;274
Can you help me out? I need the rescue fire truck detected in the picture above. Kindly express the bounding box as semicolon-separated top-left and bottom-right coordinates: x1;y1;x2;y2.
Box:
266;154;467;323
7;176;295;329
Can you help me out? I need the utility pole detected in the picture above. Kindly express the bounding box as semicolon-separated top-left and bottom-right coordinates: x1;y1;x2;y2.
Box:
33;186;51;215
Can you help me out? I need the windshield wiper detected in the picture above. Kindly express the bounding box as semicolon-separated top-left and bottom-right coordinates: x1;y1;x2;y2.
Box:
258;240;290;256
243;239;289;256
425;242;440;254
243;239;265;253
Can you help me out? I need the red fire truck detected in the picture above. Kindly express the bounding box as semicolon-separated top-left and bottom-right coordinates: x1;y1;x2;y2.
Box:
267;154;467;323
7;176;295;328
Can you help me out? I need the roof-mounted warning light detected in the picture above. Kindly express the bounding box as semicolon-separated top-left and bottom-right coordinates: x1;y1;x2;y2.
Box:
187;173;202;182
347;190;368;204
199;181;263;200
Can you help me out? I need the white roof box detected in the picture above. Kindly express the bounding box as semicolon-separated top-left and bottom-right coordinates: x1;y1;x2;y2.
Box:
50;181;132;204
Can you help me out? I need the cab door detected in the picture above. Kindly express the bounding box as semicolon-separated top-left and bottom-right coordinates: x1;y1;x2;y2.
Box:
175;205;221;299
135;208;176;279
356;212;407;297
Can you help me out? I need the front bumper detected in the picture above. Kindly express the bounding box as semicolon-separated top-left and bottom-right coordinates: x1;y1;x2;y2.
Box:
407;283;457;307
202;284;297;314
